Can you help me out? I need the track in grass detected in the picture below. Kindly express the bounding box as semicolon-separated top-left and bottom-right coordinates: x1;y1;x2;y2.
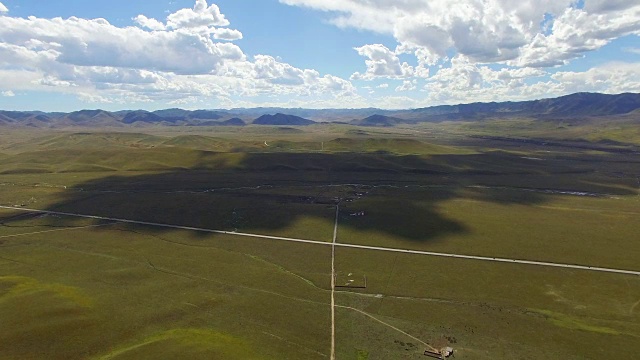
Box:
331;205;338;360
2;205;639;277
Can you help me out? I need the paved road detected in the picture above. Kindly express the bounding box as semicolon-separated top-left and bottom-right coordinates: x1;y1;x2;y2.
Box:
2;205;639;276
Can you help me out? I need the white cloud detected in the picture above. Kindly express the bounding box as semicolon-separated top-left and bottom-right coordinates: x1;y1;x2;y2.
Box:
212;28;243;41
253;55;308;85
408;59;640;107
374;95;420;109
1;0;638;110
0;15;245;75
167;0;230;29
133;15;166;31
623;47;640;55
0;2;7;13
425;56;484;94
513;6;640;67
583;0;638;13
0;1;357;107
551;62;640;94
281;0;571;64
1;90;15;97
77;92;113;103
350;44;413;80
419;55;551;104
281;0;640;70
395;80;416;92
134;1;243;40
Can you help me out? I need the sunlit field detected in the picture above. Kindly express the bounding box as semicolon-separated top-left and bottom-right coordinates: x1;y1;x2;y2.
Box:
1;126;639;359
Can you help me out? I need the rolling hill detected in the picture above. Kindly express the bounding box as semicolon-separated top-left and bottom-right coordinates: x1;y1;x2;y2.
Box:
350;114;405;127
122;110;164;125
394;92;640;122
252;113;316;126
0;92;638;128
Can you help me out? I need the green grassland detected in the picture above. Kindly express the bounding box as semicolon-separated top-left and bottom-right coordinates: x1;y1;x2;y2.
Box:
334;247;640;359
1;125;639;359
449;115;640;146
0;217;332;359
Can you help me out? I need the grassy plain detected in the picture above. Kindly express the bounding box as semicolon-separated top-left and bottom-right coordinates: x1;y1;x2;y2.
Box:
1;124;639;359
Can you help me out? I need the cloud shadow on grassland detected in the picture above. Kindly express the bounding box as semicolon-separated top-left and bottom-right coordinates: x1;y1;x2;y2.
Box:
0;150;636;242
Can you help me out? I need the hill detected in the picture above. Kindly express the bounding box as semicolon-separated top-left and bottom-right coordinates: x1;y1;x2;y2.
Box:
61;110;122;126
0;92;638;128
122;111;164;125
396;92;640;122
351;114;405;127
252;113;316;126
152;109;224;123
220;117;245;126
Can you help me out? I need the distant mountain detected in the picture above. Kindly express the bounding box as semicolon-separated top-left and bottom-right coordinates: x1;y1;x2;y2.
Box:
189;110;223;120
0;113;13;124
252;113;316;126
195;118;246;126
226;107;386;122
525;92;640;116
62;110;121;126
66;110;111;122
395;92;640;122
351;114;405;127
151;108;191;118
0;92;638;128
220;117;245;126
19;114;53;128
122;110;164;124
152;109;223;120
0;110;37;122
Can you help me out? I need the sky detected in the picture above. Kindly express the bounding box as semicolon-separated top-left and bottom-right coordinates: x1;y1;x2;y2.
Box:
0;0;639;111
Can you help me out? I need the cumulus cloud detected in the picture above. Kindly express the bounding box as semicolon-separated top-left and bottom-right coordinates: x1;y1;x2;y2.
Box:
0;2;7;13
0;0;357;107
250;55;356;96
426;56;484;92
419;55;551;104
551;62;640;94
134;1;243;40
2;0;638;110
395;80;417;92
133;15;166;31
405;59;639;108
212;28;243;41
513;6;640;67
0;15;245;75
1;90;15;97
282;0;570;64
351;44;414;80
281;0;640;70
167;0;229;29
253;55;312;85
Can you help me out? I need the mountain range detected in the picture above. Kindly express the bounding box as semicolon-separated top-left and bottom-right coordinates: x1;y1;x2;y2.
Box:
1;92;638;128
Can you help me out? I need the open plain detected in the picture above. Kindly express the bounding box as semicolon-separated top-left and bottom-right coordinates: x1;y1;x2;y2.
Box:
1;123;639;359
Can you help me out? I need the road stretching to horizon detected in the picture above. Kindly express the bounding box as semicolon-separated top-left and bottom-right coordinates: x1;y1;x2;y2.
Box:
1;205;639;277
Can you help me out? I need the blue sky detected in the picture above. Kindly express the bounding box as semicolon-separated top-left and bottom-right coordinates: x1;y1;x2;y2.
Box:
0;0;639;111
